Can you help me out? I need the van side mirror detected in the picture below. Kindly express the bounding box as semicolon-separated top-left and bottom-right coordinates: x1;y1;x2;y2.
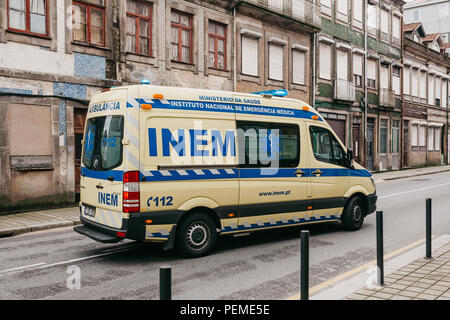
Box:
346;149;354;168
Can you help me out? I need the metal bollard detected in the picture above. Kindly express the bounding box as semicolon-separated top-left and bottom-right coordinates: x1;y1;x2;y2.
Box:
426;198;432;259
376;211;384;286
300;230;309;300
160;266;172;300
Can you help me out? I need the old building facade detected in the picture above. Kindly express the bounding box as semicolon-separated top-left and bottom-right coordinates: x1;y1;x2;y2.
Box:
0;0;320;212
403;22;450;168
315;0;405;172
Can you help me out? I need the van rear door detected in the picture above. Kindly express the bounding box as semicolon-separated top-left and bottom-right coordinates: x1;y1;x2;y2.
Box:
80;89;127;230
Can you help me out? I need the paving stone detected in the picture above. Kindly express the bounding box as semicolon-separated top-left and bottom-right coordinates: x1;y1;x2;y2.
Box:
397;290;419;298
390;295;412;300
416;293;438;300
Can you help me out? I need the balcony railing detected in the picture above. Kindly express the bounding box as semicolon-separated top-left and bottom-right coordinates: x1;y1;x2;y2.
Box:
239;0;321;30
334;79;356;102
379;88;396;107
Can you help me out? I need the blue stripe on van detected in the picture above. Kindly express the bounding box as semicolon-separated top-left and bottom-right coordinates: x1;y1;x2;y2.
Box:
81;167;124;182
135;98;323;121
81;167;371;182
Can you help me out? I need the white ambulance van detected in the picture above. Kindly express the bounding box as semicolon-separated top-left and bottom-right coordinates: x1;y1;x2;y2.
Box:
74;83;377;257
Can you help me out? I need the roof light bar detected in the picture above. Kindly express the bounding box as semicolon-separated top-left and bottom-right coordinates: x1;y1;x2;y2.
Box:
252;89;288;97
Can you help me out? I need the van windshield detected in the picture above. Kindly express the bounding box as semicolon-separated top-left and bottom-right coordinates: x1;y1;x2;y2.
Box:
83;116;124;171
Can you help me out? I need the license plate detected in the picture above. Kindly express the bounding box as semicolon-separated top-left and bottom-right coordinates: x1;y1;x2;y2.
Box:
84;206;96;218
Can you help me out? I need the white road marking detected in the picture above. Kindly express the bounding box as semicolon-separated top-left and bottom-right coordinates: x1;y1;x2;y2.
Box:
0;263;46;274
378;182;450;200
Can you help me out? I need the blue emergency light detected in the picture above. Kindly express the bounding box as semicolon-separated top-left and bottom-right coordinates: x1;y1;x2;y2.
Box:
252;89;288;97
141;79;151;85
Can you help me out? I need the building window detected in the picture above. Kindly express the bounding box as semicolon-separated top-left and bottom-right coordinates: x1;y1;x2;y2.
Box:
292;49;306;85
411;124;418;147
392;120;400;154
393;15;401;41
126;0;152;56
392;67;401;95
268;42;284;81
8;0;49;36
380;9;389;37
73;0;106;46
403;67;410;95
319;42;332;80
368;4;377;30
241;35;259;77
171;10;193;64
367;59;377;89
419;125;426;147
428;127;435;151
412;9;419;22
353;0;363;26
208;21;226;70
380;119;388;154
353;54;363;87
435;128;441;151
336;49;348;81
336;0;348;22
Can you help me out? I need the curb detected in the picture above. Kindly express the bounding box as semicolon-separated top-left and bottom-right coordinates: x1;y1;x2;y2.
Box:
0;219;82;238
373;168;450;182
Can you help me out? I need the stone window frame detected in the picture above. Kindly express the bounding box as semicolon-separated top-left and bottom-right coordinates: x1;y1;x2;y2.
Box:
265;34;288;87
166;1;198;74
290;41;309;91
0;0;58;51
65;0;113;59
236;23;263;84
204;10;232;79
119;0;159;67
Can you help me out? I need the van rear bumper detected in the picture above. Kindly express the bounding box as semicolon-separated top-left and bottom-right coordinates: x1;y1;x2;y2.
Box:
366;193;378;216
76;213;146;243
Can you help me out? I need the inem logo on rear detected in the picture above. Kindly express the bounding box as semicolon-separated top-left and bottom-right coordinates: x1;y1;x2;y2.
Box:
98;192;119;207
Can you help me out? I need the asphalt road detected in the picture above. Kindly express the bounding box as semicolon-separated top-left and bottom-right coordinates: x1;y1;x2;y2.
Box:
1;171;450;300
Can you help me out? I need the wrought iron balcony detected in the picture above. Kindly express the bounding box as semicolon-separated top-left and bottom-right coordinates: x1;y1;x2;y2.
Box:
379;88;396;108
235;0;321;31
334;79;356;102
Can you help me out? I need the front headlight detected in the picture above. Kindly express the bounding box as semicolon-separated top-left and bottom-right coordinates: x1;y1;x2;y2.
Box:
370;177;376;191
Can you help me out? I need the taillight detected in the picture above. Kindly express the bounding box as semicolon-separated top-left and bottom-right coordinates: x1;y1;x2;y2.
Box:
123;171;140;213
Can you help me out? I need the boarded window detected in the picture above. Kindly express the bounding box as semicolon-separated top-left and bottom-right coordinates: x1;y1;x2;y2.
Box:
428;75;434;105
9;104;52;156
367;59;377;89
411;125;418;147
393;15;401;39
353;53;363;87
403;67;410;95
241;36;258;76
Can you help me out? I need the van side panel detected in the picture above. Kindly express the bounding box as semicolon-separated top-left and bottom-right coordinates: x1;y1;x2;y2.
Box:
139;110;239;241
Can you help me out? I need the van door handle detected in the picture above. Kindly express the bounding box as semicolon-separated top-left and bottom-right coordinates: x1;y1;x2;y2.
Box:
107;177;114;182
295;170;306;176
96;184;104;189
313;170;323;176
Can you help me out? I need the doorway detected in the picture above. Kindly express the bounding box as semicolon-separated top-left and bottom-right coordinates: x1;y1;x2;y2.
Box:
74;108;87;196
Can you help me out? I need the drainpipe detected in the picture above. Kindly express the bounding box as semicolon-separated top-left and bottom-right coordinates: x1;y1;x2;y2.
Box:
233;6;237;92
364;0;368;168
312;32;316;108
400;16;404;170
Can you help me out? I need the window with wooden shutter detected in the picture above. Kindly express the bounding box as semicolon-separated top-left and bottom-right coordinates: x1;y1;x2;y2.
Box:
367;59;377;89
292;50;305;85
336;49;348;80
241;36;259;76
404;67;410;95
269;43;284;81
353;54;363;87
319;43;331;80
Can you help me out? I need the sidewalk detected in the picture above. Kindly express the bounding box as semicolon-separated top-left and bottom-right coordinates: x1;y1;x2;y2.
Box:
372;164;450;182
345;241;450;300
0;206;80;237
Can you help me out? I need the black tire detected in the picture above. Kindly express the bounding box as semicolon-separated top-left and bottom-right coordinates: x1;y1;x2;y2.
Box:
341;196;365;231
175;212;217;258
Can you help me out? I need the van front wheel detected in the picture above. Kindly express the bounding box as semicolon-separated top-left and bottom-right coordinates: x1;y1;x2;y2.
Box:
176;213;217;258
341;196;365;231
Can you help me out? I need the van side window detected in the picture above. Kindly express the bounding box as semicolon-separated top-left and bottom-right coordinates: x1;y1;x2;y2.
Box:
309;126;345;167
237;121;300;168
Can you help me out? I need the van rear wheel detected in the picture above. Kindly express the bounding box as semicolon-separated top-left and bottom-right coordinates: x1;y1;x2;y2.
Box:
341;196;365;231
176;213;217;258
